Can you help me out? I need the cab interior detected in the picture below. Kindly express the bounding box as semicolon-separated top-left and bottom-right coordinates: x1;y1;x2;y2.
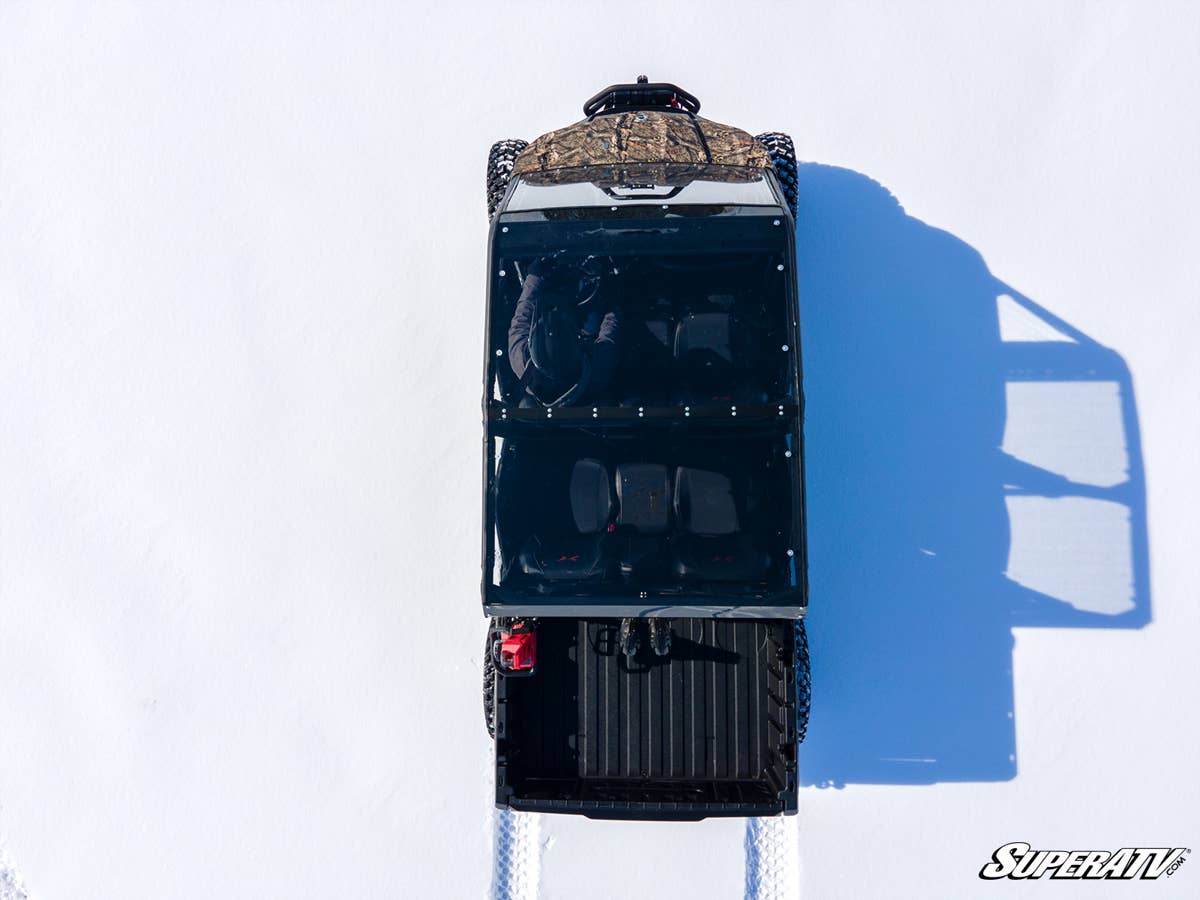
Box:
489;251;793;408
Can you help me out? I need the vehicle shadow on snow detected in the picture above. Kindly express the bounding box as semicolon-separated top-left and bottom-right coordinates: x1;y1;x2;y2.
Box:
793;164;1150;786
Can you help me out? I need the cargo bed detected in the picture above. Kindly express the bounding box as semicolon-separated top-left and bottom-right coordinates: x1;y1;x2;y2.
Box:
495;618;798;820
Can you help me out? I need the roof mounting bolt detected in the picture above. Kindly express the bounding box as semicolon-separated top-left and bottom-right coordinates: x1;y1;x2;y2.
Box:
499;269;506;277
730;405;737;411
787;549;795;558
495;349;503;356
684;410;690;417
546;410;552;418
781;344;789;351
776;263;785;271
501;226;509;233
773;219;781;226
592;411;598;418
785;450;793;458
662;204;669;209
610;205;618;211
638;406;644;413
592;407;598;413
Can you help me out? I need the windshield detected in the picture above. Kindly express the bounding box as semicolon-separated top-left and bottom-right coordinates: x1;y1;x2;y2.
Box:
505;164;779;212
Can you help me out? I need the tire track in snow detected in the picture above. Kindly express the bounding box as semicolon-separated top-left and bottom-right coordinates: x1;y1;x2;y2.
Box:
0;843;29;900
490;808;541;900
744;816;799;900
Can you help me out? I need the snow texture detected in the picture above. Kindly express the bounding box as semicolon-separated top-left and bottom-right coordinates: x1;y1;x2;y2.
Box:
2;2;1199;899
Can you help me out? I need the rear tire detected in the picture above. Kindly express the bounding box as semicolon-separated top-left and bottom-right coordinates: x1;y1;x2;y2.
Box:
795;618;811;744
486;139;528;218
754;132;799;218
483;621;498;739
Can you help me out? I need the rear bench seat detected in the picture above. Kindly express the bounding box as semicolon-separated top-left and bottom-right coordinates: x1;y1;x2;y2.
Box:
515;460;771;585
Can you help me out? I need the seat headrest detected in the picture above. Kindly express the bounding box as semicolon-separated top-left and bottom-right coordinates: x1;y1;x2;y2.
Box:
570;459;613;534
674;313;733;365
615;463;672;534
674;467;739;535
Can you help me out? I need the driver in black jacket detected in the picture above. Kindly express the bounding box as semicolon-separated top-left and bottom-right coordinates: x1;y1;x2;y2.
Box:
508;256;621;407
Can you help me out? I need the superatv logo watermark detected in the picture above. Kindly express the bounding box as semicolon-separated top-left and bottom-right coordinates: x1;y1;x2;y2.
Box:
979;843;1189;880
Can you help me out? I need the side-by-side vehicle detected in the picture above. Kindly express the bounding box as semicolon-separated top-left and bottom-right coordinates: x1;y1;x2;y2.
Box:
481;78;809;820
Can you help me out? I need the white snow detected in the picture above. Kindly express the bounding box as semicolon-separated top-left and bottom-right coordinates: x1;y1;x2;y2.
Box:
2;2;1198;898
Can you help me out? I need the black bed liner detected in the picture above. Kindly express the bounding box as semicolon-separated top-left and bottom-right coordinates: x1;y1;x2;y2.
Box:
495;618;798;820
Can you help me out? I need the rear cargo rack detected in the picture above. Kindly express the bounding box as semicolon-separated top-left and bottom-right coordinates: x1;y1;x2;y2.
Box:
495;618;797;820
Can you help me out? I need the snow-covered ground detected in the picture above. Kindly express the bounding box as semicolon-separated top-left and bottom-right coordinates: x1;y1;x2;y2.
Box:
2;2;1197;898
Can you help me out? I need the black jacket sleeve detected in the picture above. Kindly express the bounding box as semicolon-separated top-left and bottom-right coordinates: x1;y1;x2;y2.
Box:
506;274;542;381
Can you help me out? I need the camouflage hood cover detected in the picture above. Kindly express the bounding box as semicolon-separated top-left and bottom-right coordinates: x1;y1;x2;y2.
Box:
519;163;764;187
512;111;770;176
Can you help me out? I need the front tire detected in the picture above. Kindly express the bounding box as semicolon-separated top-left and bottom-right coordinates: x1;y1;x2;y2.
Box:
486;139;528;218
755;132;799;218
